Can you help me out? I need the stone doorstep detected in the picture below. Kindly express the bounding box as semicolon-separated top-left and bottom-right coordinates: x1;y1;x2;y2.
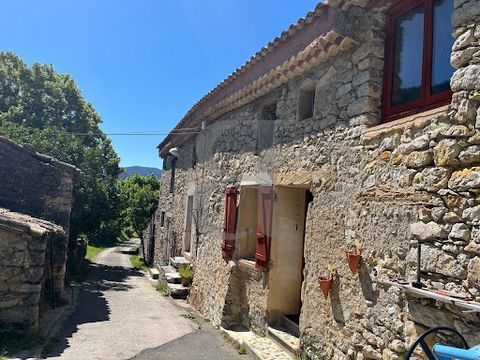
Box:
165;272;181;284
267;326;300;355
166;283;189;299
170;256;190;269
220;327;295;360
148;268;160;280
160;264;176;276
280;315;300;338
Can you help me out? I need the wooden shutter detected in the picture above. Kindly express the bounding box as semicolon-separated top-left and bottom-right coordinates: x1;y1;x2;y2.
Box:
221;186;238;259
256;186;273;271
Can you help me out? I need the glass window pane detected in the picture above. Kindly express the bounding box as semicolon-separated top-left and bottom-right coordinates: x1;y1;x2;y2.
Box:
431;0;454;95
391;5;424;107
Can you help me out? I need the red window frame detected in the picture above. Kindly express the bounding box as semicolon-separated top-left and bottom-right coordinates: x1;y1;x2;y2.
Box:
382;0;453;122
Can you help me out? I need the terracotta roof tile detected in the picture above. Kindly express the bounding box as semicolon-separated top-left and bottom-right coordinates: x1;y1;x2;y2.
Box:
158;2;357;155
0;208;65;237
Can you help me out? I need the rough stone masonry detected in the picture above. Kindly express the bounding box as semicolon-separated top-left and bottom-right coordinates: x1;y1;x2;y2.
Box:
0;136;81;328
146;0;480;359
0;209;64;328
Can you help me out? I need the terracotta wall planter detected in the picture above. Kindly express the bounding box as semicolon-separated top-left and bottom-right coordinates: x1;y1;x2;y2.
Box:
318;273;333;299
346;249;361;274
181;277;192;287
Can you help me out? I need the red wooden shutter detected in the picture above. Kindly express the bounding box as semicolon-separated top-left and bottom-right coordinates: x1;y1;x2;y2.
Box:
256;186;273;271
222;186;238;259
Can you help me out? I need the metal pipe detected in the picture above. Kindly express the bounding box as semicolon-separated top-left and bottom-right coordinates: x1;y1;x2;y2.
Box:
416;242;421;284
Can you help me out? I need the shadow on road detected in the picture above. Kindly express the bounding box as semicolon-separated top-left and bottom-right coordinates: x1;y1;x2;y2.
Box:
42;261;143;359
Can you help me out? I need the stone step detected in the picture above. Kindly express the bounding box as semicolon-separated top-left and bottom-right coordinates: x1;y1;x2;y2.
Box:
160;265;176;276
267;326;300;355
165;272;181;284
148;268;160;280
170;256;190;269
221;327;294;360
166;283;189;299
280;314;300;338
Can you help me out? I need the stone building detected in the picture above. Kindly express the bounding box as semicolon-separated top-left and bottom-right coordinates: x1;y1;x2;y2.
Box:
0;136;81;328
147;0;480;358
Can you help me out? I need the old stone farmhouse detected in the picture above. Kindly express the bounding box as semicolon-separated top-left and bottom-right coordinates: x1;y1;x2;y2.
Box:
145;0;480;358
0;135;81;328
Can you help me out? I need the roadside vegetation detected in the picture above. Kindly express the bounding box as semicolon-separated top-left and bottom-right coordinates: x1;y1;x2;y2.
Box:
156;280;170;296
0;52;160;252
86;245;105;261
0;52;122;247
119;174;160;237
130;255;148;271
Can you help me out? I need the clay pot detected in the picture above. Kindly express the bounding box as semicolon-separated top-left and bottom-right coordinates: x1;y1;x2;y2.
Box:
181;277;192;287
318;273;333;299
346;249;361;274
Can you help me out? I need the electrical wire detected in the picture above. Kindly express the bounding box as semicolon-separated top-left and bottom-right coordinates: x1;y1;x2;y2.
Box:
57;128;200;137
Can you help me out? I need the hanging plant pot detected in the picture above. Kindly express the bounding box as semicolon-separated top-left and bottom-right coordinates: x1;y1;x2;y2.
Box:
346;249;361;274
318;273;333;299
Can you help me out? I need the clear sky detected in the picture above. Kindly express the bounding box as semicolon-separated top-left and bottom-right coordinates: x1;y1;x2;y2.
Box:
0;0;320;168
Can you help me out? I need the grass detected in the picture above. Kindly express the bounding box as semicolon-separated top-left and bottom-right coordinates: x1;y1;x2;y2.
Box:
294;351;307;360
0;327;42;357
222;333;247;355
238;343;247;355
130;255;148;271
180;312;202;329
86;244;105;261
156;280;171;297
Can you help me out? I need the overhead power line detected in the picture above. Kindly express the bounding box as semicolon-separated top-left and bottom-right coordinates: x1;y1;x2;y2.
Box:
58;128;201;137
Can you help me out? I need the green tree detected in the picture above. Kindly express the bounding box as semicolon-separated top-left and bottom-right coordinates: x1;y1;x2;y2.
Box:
119;174;160;236
0;52;122;245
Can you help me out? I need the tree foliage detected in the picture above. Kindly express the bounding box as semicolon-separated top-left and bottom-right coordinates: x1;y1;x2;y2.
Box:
119;174;160;236
0;52;122;244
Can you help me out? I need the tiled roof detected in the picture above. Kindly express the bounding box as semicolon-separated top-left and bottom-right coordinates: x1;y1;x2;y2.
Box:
327;0;378;10
0;208;65;237
158;3;357;155
327;0;393;10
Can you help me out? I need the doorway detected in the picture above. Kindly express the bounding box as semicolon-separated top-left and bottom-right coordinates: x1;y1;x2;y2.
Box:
267;186;308;327
183;195;194;255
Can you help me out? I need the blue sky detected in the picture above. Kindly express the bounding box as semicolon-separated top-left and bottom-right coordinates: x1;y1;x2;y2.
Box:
0;1;320;168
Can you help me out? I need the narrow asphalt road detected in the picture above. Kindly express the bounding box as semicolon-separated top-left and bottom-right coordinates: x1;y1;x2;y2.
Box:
41;241;251;360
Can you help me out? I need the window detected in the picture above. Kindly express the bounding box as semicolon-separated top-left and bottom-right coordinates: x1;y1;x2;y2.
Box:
192;146;197;168
261;103;278;120
298;84;316;120
169;157;176;193
256;103;277;153
160;211;166;227
383;0;454;122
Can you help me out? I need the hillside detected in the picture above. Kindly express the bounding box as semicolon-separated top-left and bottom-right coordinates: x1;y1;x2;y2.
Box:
120;166;162;180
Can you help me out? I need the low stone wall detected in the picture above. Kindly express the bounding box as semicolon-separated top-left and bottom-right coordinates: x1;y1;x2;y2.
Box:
0;209;64;328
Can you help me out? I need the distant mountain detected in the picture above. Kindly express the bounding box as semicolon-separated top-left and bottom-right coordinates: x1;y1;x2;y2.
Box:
119;166;162;180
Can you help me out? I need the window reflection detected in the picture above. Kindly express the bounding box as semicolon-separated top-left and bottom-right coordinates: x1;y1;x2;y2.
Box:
391;5;424;107
431;0;454;94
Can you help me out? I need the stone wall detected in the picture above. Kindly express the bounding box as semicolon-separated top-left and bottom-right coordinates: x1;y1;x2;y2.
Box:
0;136;80;232
0;136;81;305
0;209;64;328
150;1;480;359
